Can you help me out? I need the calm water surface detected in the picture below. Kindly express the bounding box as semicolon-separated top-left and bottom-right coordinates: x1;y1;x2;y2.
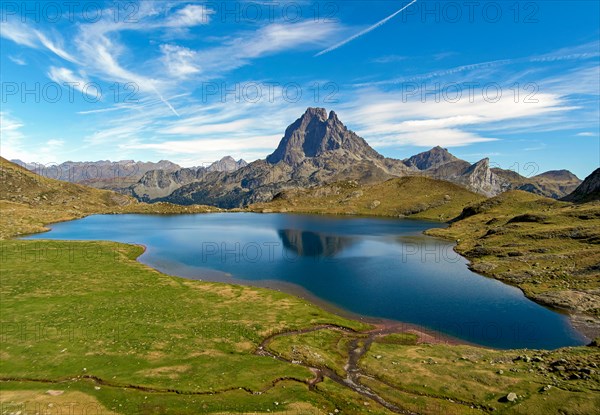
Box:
25;213;587;349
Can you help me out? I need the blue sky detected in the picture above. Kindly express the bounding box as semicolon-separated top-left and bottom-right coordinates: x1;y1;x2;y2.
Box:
1;0;598;178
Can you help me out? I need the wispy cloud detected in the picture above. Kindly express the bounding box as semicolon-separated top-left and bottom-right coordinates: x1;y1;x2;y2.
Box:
371;55;408;64
335;86;577;148
355;41;600;87
8;56;26;65
48;67;95;97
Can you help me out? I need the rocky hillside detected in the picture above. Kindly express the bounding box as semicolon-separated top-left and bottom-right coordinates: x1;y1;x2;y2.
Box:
562;168;600;203
131;156;248;201
267;107;384;165
206;156;248;172
36;108;580;208
1;157;134;238
403;145;460;170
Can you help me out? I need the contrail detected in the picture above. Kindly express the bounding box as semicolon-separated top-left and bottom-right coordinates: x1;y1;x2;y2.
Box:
315;0;418;57
150;84;180;117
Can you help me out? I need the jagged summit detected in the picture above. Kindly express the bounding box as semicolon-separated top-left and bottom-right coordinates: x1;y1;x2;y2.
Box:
266;107;381;165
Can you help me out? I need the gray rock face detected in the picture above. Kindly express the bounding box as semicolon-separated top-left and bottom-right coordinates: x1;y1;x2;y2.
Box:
562;168;600;203
267;108;383;165
492;168;582;199
458;158;503;197
131;167;207;201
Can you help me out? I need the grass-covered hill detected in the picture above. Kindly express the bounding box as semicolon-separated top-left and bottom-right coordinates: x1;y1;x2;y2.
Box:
2;239;599;414
0;157;218;238
427;190;600;330
249;176;485;221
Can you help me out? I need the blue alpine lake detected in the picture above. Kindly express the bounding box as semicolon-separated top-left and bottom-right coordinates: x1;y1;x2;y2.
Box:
24;213;588;349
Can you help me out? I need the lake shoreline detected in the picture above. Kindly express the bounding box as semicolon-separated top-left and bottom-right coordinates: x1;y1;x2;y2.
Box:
22;211;590;349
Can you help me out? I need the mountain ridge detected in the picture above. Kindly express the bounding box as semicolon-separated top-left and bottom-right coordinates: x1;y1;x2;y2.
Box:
11;107;584;207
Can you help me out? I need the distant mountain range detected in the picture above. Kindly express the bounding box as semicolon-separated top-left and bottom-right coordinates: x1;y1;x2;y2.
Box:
14;107;587;208
11;159;181;188
11;156;247;193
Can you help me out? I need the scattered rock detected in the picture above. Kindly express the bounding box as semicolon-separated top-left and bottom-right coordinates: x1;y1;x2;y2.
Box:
506;392;518;402
369;200;381;209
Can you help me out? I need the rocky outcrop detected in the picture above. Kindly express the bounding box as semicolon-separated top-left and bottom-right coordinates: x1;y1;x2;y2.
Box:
562;168;600;203
457;158;503;197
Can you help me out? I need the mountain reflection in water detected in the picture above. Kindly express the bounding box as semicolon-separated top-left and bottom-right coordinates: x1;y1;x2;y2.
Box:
278;229;355;257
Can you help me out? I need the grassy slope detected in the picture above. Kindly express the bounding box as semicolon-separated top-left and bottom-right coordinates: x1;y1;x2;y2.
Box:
248;176;485;221
0;240;374;414
2;158;600;414
426;191;600;321
269;330;600;415
0;157;218;239
2;240;599;415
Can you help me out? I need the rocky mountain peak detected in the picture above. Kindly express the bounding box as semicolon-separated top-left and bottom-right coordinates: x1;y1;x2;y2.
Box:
206;156;248;172
403;146;458;170
267;107;381;165
459;158;503;197
302;107;328;121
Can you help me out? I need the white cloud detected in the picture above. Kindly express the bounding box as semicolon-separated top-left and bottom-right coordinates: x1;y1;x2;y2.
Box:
0;20;77;63
8;56;26;65
195;21;343;75
577;132;597;137
160;44;200;78
48;67;97;97
164;4;213;27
